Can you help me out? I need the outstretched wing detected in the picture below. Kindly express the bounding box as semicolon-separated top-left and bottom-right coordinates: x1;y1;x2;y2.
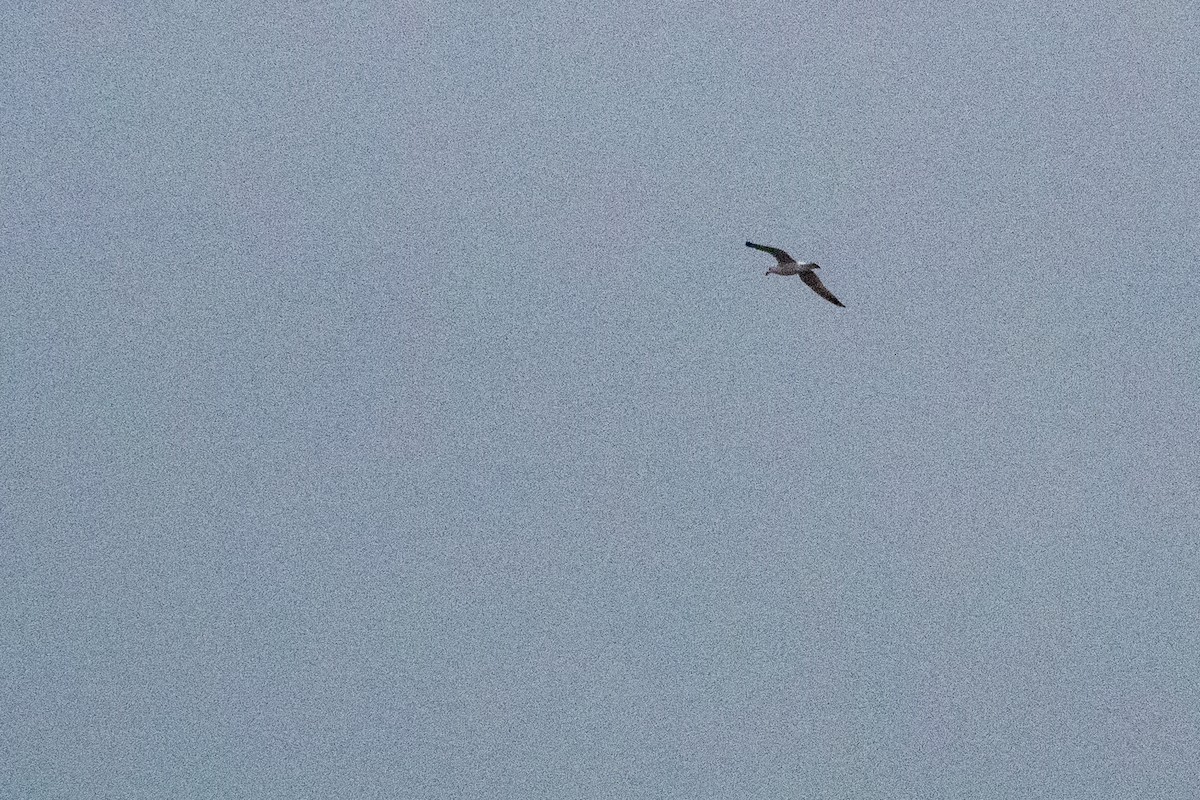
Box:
745;241;796;264
800;270;845;307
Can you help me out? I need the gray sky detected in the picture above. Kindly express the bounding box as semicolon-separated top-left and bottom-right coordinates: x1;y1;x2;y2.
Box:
4;2;1199;797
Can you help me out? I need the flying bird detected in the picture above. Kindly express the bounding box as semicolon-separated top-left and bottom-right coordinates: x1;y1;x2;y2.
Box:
746;241;845;307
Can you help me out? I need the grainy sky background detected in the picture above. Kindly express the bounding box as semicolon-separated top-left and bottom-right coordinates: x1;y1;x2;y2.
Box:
4;2;1199;797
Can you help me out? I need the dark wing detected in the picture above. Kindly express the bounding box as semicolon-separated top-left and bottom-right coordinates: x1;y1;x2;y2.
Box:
800;270;845;307
745;241;796;264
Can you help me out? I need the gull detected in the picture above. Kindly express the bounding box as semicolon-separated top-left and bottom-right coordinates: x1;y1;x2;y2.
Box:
746;241;845;307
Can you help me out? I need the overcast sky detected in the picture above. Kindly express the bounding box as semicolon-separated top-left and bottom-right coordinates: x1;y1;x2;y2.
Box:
4;2;1199;797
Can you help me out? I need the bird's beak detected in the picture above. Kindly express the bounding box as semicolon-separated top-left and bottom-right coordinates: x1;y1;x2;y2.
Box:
764;270;769;276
